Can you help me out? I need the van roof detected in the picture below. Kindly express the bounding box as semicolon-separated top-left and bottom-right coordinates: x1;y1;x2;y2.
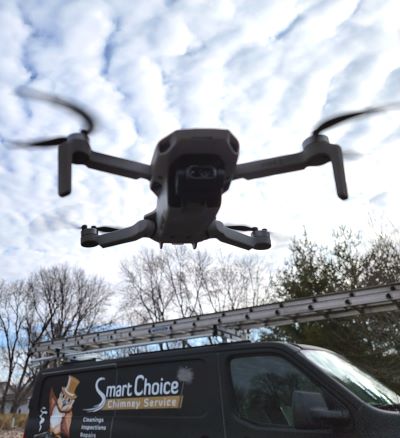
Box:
40;341;323;375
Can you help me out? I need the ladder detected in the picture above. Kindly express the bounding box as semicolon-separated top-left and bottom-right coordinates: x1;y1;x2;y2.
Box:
32;283;400;363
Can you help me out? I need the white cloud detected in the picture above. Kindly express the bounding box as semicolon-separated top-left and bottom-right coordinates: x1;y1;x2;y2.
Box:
1;0;400;285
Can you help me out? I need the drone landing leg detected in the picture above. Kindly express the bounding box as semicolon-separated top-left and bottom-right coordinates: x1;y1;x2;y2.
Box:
207;221;271;250
81;219;155;248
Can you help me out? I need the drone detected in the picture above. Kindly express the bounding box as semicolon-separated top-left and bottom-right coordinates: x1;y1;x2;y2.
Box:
11;88;396;250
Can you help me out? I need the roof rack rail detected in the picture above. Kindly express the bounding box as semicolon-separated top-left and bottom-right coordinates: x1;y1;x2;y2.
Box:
32;283;400;364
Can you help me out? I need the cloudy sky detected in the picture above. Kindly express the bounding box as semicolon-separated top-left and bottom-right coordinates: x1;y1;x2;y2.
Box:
1;0;399;285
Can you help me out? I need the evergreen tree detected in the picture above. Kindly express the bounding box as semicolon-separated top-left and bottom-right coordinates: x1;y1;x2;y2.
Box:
270;227;400;391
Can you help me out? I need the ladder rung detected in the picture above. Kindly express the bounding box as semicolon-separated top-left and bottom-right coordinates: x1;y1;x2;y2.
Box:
32;283;400;361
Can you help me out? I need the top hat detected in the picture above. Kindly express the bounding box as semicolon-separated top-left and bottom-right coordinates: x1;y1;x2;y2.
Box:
61;375;80;400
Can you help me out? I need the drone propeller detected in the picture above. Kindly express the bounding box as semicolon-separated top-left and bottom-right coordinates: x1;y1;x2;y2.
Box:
341;150;363;161
29;206;123;234
11;87;96;146
64;224;123;233
95;226;121;232
226;224;258;232
313;103;400;136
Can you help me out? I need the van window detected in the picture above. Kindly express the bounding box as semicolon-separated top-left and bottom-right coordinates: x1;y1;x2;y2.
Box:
302;349;400;407
230;355;322;427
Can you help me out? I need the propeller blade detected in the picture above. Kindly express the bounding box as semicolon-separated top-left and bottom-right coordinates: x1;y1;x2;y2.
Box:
10;137;68;147
29;208;81;233
313;103;400;136
270;231;291;243
17;87;95;134
226;225;258;232
342;150;363;161
96;226;121;232
28;207;123;235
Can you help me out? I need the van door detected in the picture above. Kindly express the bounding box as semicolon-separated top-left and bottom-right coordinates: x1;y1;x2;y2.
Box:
112;355;224;438
220;351;355;438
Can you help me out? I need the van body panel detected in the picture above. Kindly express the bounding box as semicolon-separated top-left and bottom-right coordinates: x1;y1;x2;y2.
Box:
28;350;224;438
354;405;400;437
28;364;117;438
111;355;224;437
26;342;400;438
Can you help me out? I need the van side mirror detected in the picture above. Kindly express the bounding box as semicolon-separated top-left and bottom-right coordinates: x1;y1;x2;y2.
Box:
292;390;350;430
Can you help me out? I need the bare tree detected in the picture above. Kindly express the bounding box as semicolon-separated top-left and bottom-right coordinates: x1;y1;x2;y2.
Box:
0;279;51;413
0;281;27;413
163;247;209;318
202;253;273;312
120;247;212;323
27;264;111;339
120;248;274;323
0;264;111;413
120;249;175;323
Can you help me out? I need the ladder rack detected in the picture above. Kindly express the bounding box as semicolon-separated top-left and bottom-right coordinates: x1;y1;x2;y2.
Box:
32;283;400;362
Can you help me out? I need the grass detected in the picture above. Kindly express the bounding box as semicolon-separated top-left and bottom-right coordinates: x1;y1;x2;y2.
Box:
0;414;27;430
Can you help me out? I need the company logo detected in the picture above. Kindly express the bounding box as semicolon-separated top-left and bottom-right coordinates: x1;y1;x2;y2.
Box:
85;368;193;412
38;406;48;432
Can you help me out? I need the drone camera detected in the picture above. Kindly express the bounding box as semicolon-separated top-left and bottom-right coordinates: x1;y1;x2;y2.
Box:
186;165;217;179
175;165;225;205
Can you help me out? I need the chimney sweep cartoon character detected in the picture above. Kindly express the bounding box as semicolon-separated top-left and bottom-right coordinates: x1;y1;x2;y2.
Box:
49;375;80;438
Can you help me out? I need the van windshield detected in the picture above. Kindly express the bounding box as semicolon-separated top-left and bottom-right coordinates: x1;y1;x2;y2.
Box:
302;349;400;407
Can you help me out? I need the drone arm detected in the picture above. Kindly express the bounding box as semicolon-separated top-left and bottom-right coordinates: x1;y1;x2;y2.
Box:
98;219;155;248
234;151;307;180
87;152;151;180
58;135;151;197
207;221;271;250
234;135;348;200
81;219;156;248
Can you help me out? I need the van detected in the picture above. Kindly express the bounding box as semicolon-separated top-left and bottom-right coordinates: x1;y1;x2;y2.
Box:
25;341;400;438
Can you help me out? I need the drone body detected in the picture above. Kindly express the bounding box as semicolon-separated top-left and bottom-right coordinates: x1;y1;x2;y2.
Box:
57;127;273;249
148;129;239;244
20;87;395;251
48;125;348;251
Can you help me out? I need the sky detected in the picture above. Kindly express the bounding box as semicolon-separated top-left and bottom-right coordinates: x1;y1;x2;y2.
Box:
1;0;400;286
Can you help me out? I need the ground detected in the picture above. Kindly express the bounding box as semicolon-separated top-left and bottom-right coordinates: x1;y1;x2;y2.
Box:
0;429;24;438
